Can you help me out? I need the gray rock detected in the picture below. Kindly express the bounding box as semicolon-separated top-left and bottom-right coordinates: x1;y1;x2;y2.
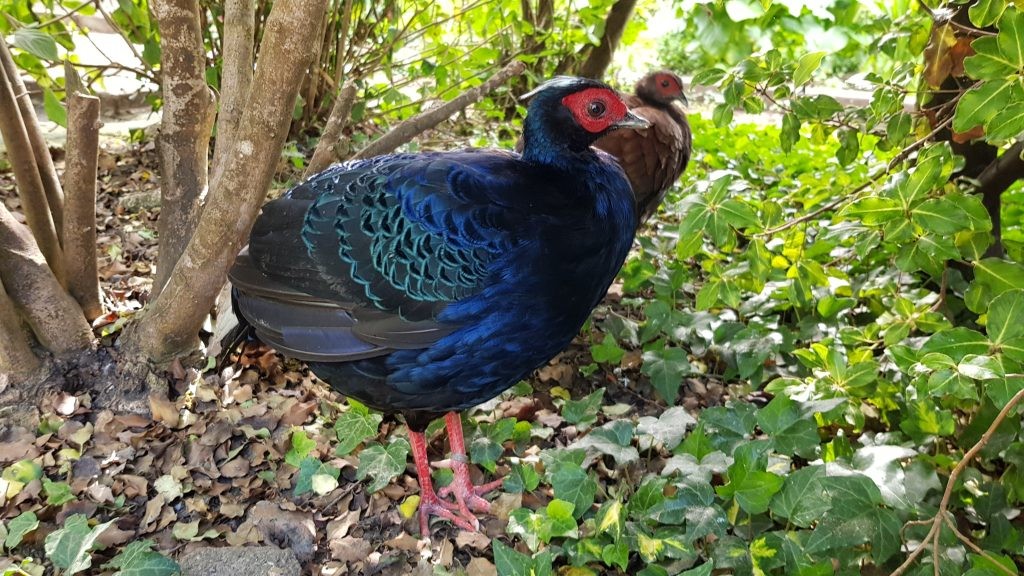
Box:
178;546;302;576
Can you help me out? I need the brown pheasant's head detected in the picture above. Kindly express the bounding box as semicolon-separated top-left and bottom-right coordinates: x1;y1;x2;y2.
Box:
636;71;688;107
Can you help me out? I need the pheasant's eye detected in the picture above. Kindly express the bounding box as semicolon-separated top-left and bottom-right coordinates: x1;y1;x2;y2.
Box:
587;100;606;117
661;79;671;88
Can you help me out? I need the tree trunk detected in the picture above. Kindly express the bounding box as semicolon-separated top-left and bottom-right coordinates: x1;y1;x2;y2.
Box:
212;0;256;179
0;46;66;285
575;0;637;80
63;87;104;320
305;81;358;178
121;0;329;363
151;0;217;297
0;204;93;355
0;41;65;243
0;278;40;377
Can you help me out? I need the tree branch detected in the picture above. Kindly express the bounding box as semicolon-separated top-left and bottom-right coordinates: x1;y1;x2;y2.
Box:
212;0;256;178
151;0;217;297
0;204;93;354
0;277;40;377
304;80;357;177
62;66;104;321
0;40;65;243
350;60;527;161
0;42;66;285
123;0;329;363
575;0;637;80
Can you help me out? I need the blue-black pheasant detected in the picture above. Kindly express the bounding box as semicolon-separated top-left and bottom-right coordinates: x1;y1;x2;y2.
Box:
227;76;648;535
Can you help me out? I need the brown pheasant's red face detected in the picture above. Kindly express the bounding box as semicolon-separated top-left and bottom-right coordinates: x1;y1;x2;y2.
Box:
562;87;631;133
654;73;684;98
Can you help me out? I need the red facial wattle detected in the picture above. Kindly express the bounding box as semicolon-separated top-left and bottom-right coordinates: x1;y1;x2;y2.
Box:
561;87;628;133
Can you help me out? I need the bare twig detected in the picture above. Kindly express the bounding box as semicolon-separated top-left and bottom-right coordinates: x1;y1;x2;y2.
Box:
94;0;149;71
888;386;1024;576
0;40;66;244
63;64;104;321
0;42;65;284
305;81;358;177
351;60;526;161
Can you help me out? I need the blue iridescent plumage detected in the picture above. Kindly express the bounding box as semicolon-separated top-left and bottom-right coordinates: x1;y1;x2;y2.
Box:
228;76;648;534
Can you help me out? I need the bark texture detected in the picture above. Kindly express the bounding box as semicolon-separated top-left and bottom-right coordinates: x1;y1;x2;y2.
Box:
0;278;40;377
0;41;64;241
576;0;638;79
304;81;358;177
351;60;526;161
124;0;329;362
0;205;93;354
63;90;104;320
212;0;256;177
0;48;65;284
151;0;217;297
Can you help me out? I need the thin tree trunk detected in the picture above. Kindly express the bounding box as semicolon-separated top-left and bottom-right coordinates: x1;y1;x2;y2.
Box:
0;47;65;285
304;81;357;177
151;0;217;297
123;0;329;363
576;0;637;79
0;278;40;377
0;205;93;354
351;60;527;161
0;41;65;242
63;84;104;321
212;0;256;177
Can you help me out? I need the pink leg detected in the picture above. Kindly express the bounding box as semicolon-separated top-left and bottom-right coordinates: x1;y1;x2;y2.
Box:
409;429;477;535
437;412;504;518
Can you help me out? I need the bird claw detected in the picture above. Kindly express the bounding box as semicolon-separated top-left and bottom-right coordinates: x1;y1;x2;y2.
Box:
419;491;479;535
437;461;504;515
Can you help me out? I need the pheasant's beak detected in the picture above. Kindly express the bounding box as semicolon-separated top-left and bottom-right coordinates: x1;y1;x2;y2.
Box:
676;93;690;106
614;110;651;130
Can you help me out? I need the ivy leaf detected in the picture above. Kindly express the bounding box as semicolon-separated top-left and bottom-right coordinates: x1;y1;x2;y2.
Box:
44;514;113;575
13;28;59;60
43;478;76;506
574;420;638;466
562;388;604;426
4;511;38;549
920;327;990;361
715;454;784;514
637;406;696;451
286;428;317;467
548;456;597;520
334;408;382;456
356;439;410;493
756;395;821;458
771;465;831;527
102;539;180;576
294;457;340;496
590;333;625;364
641;347;692;404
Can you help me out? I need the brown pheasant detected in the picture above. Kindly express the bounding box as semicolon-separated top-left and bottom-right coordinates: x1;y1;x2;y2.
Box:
592;70;692;222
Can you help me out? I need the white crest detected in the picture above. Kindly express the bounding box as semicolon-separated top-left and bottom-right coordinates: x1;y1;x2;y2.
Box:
519;76;588;101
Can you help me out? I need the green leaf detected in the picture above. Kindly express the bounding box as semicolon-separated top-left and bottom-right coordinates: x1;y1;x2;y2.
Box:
286;428;317;467
43;478;76;506
913;197;974;235
562;388;604;426
4;511;38;550
575;421;638;466
43;87;67;127
641;347;692;404
780;112;800;152
637;406;695;451
976;258;1024;298
793;51;826;86
716;447;784;514
294;457;340;496
549;459;597;519
771;465;831;527
921;327;991;361
970;0;1006;28
356;439;410;493
590;333;625;364
842;197;903;225
12;28;59;60
959;354;1005;380
965;36;1020;80
886;112;912;146
986;102;1024;139
334;407;382;455
44;514;113;575
102;539;180;576
493;540;535;576
987;375;1024;407
756;395;821;457
954;80;1024;134
996;9;1024;67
